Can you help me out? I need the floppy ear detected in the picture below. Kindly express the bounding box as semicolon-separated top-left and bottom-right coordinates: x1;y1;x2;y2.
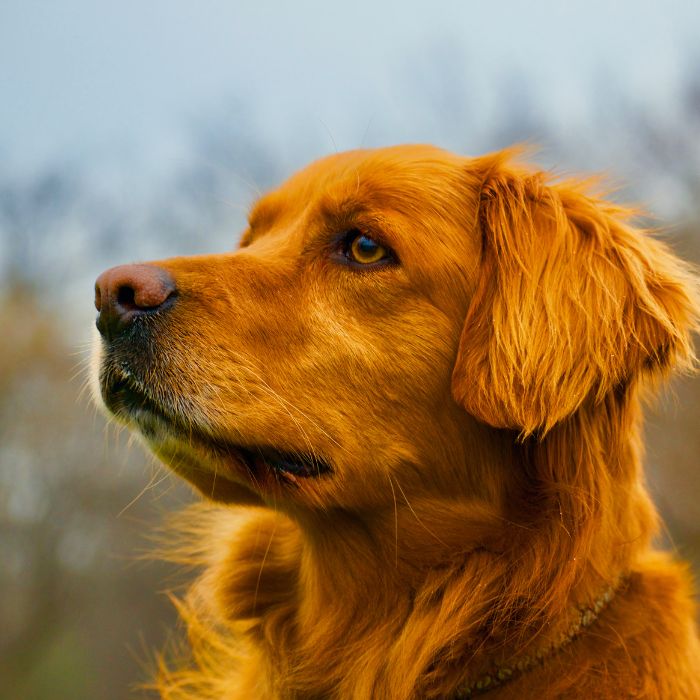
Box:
452;153;699;436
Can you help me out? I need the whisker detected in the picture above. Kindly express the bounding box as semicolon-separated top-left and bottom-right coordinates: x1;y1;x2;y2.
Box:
392;475;449;548
387;473;400;568
117;467;172;518
253;517;278;616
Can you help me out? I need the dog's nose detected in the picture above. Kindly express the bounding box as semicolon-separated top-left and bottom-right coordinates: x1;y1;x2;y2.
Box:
94;264;176;341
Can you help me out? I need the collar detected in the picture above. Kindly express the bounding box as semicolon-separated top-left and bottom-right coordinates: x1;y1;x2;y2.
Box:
453;581;620;698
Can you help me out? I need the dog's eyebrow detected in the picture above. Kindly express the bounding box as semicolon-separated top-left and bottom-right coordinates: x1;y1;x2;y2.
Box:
317;193;372;229
319;195;398;245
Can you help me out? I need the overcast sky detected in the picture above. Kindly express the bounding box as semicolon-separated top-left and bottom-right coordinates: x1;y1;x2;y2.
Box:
2;0;699;177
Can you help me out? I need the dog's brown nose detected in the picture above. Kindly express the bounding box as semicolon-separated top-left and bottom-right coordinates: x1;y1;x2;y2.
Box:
94;264;176;341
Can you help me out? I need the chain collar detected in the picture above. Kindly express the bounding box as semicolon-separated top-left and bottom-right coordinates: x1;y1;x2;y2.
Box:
452;582;620;698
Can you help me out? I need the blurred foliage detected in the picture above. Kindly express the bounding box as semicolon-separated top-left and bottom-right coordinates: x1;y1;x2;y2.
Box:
1;54;700;699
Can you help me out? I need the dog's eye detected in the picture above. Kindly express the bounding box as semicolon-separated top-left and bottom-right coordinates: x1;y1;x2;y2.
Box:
344;231;391;265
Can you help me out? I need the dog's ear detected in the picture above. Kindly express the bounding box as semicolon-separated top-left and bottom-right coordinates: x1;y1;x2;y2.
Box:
452;152;698;436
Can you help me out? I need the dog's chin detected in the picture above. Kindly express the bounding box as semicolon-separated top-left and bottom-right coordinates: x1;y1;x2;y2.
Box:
96;365;332;504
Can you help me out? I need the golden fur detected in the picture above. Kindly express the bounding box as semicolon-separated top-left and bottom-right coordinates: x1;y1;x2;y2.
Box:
93;145;700;698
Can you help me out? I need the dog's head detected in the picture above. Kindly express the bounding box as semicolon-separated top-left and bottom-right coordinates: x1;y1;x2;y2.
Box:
92;145;697;516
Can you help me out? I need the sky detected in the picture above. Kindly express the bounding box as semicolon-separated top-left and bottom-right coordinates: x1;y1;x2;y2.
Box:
2;0;699;177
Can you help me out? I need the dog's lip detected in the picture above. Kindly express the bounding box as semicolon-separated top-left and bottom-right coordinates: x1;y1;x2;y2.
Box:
234;445;332;483
101;373;332;481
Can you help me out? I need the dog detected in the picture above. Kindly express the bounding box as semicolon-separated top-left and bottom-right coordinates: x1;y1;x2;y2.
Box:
93;145;700;698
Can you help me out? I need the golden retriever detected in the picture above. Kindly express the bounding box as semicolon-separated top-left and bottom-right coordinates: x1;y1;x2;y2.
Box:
93;145;700;699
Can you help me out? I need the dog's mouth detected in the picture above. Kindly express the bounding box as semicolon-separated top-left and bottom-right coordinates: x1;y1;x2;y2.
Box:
100;372;332;483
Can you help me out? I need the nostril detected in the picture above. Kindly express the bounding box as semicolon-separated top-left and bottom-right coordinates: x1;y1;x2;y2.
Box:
117;284;136;309
94;283;102;312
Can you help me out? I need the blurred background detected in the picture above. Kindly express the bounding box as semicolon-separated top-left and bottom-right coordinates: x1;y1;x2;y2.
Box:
1;1;700;697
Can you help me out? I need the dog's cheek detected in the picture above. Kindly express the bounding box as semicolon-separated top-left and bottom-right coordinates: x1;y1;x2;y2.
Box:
288;299;466;507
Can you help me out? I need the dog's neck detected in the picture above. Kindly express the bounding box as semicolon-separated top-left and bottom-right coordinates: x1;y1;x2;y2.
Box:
287;513;631;698
269;391;656;698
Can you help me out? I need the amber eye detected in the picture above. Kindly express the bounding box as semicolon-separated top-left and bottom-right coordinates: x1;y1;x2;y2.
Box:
347;232;389;265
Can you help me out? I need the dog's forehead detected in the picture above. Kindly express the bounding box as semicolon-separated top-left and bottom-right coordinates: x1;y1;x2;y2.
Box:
247;145;468;235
